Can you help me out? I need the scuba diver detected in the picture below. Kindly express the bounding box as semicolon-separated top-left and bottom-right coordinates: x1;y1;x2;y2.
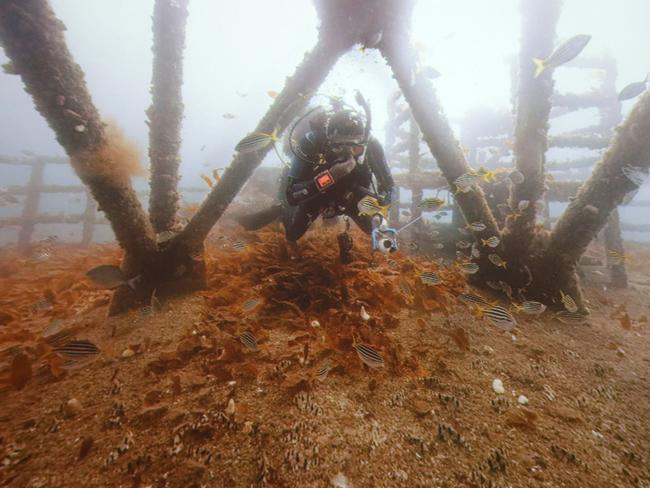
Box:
237;93;395;260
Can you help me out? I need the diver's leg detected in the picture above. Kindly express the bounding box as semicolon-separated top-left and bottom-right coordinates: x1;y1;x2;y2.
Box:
347;211;373;235
283;202;321;258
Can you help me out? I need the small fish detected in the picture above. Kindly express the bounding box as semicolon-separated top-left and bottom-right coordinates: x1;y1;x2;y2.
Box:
618;76;648;101
241;298;259;312
316;362;333;381
141;289;162;316
235;129;279;153
231;240;247;252
86;265;139;290
267;90;278;99
486;281;503;290
420;271;443;285
498;281;513;299
156;230;176;243
432;242;444;250
200;174;213;188
200;145;206;151
488;254;507;269
54;339;100;360
354;343;385;368
471;243;481;258
31;250;50;262
458;262;479;274
387;259;399;269
236;91;248;97
408;241;420;251
507;170;525;185
622;165;648;187
458;293;492;308
534;200;545;214
475;167;497;183
212;168;222;183
32;297;52;312
430;230;440;237
222;113;236;119
402;209;412;217
481;236;500;248
533;34;591;78
513;301;547;315
476;305;517;331
466;222;486;232
554;310;589;324
607;249;630;266
518;200;530;212
458;227;471;236
560;290;578;313
497;203;510;217
239;331;258;350
357;195;389;217
453;172;480;192
418;197;445;210
398;279;412;297
456;240;471;249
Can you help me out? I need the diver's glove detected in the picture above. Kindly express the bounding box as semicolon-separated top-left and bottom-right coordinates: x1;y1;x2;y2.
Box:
377;188;395;206
329;157;357;181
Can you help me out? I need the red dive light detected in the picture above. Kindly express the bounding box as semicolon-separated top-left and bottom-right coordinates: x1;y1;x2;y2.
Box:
314;170;335;191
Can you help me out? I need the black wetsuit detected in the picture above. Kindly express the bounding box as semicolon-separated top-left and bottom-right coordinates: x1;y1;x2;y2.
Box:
282;131;394;242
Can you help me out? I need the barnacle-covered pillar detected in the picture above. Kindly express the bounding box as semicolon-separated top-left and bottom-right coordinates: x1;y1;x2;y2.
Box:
0;0;157;265
603;209;628;288
147;0;189;233
502;0;561;255
540;91;650;305
379;2;501;267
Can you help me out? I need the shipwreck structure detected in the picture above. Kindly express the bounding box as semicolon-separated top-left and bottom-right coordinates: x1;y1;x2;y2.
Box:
1;0;649;314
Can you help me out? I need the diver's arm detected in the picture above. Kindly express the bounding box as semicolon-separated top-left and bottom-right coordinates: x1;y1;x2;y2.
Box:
367;137;395;203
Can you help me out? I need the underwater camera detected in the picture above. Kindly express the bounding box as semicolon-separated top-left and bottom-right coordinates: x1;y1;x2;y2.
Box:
371;214;398;253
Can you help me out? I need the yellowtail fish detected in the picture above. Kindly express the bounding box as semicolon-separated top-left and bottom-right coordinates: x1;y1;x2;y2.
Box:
354;343;385;368
231;240;247;252
458;262;479;274
241;298;260;312
418;197;445;210
357;195;390;217
239;331;258;350
235;129;279;153
512;301;547;315
488;254;507;269
456;241;471;249
212;168;222;183
476;305;517;331
222;113;236;119
508;170;525;185
481;236;500;248
533;34;591;78
622;165;648;187
408;241;419;252
387;259;399;269
420;271;443;285
554;310;589;325
200;174;213;188
86;265;140;290
398;279;412;297
475;167;497;183
453;172;480;192
54;339;100;360
466;222;486;232
458;293;492;308
607;249;630;266
560;291;578;313
618;75;648;101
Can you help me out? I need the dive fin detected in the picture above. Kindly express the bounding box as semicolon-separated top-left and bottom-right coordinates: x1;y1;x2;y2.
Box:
236;203;284;231
532;58;546;78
